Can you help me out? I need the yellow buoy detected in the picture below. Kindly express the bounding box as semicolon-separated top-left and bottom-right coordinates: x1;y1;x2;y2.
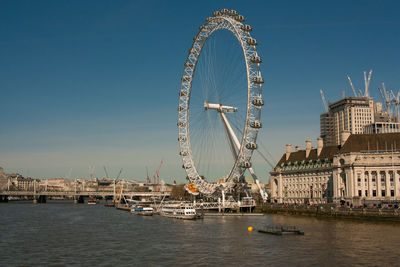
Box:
248;226;253;232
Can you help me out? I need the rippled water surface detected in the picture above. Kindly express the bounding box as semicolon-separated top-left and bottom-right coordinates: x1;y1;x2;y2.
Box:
1;201;400;266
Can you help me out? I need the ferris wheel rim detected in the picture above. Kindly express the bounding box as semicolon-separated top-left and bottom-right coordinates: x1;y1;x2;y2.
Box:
178;9;264;195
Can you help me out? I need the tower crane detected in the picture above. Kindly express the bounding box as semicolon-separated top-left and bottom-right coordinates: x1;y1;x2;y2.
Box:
320;89;329;112
103;166;110;179
146;166;150;186
363;69;373;97
346;75;358;97
381;82;391;115
346;69;373;97
89;166;95;181
153;159;164;192
390;90;400;122
115;168;123;180
66;168;73;180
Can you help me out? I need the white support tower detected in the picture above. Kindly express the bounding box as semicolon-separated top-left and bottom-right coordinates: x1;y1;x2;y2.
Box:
205;102;266;201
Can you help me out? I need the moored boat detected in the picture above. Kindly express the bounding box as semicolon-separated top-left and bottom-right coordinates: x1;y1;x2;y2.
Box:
88;199;98;205
130;205;154;216
160;202;197;220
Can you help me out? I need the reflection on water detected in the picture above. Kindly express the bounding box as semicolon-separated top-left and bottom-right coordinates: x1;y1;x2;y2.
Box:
1;201;399;266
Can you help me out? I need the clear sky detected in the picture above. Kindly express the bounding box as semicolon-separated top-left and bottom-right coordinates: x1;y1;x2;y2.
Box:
1;0;400;183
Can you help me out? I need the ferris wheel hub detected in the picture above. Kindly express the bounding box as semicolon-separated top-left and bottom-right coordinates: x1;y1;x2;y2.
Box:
204;102;238;113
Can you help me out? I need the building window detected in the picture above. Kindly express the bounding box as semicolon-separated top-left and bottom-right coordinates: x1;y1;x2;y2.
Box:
373;190;376;197
391;190;395;197
380;171;386;187
365;172;369;185
390;172;394;186
358;190;362;197
365;190;368;197
372;172;377;186
382;190;386;197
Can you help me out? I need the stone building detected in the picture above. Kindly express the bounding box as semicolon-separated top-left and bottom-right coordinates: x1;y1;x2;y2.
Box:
270;133;400;206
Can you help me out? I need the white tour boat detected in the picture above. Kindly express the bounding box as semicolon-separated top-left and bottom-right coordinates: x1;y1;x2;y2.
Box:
130;206;154;216
160;202;197;220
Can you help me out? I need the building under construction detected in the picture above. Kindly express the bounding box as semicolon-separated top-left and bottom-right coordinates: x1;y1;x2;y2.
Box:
320;71;400;146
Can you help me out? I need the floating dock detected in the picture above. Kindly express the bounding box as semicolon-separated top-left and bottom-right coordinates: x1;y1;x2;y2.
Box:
258;225;304;235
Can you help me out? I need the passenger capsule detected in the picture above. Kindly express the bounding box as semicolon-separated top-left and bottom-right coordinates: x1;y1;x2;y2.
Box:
252;77;264;84
250;56;262;64
182;164;191;169
177;121;186;127
193;36;202;42
228;10;238;16
199;25;208;31
246;143;258;150
235;15;245;22
241;25;252;32
240;161;252;168
247;38;258;46
252;98;264;106
178;106;186;111
182;76;191;82
185;62;195;68
220;8;229;14
250;121;262;129
179;91;188;97
179;151;188;156
205;17;213;23
178;136;187;142
189;48;198;55
213;11;221;17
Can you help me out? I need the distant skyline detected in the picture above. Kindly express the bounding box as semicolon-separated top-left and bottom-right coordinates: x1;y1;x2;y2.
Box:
1;0;400;183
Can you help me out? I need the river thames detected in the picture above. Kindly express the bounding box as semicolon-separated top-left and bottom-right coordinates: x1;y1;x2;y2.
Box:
1;201;399;266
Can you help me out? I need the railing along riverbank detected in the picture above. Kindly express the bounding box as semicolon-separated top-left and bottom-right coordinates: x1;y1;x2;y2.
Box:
255;204;400;222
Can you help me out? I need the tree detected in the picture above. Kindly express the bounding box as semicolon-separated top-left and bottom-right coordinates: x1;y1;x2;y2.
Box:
170;185;191;200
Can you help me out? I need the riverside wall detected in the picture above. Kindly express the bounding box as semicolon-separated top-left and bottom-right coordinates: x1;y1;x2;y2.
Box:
255;204;400;222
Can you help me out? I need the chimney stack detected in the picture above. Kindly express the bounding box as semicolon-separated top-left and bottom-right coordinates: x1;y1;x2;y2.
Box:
305;140;312;158
295;146;300;152
317;137;323;156
286;144;292;160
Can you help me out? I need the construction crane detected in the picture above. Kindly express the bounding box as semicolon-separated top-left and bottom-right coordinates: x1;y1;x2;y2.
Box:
346;75;358;97
153;159;164;192
320;89;329;112
381;82;391;115
363;69;373;97
346;69;373;98
390;90;400;122
115;168;123;180
146;167;150;185
89;165;95;181
103;166;110;179
65;168;73;180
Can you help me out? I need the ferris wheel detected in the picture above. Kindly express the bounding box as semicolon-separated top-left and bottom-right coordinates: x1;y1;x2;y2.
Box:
178;9;265;197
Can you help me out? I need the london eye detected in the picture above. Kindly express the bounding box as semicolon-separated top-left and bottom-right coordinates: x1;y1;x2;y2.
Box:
178;9;265;199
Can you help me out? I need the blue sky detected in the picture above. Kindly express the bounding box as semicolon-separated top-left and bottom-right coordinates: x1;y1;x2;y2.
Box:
1;0;400;183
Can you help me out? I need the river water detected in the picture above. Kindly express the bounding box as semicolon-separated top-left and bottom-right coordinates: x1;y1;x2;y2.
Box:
1;201;399;266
